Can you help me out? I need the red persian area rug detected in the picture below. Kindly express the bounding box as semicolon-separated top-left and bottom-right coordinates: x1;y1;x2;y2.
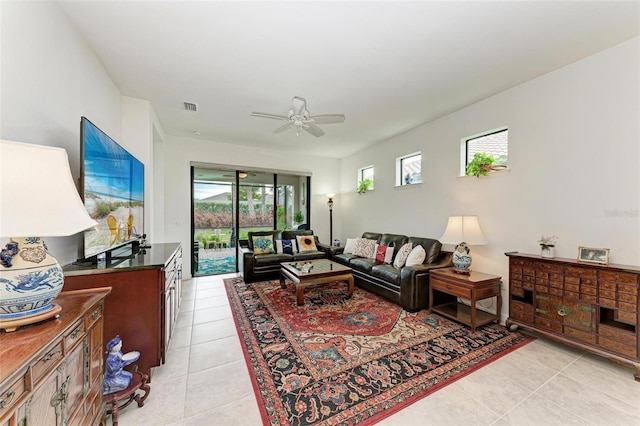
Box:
224;277;533;426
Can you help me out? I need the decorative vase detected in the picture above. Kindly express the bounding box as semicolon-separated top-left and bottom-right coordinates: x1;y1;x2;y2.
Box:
0;237;64;320
541;245;555;259
452;242;472;274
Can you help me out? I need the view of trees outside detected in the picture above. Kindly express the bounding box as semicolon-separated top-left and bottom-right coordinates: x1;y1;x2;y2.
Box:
194;180;296;244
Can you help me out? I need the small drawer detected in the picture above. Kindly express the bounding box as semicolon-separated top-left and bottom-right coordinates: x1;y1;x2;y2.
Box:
536;276;549;285
618;301;636;313
32;341;63;383
581;294;597;304
616;310;637;325
564;276;580;285
598;289;616;299
523;275;535;283
580;285;597;296
599;323;636;342
599;336;637;358
510;284;524;297
523;281;535;291
599;271;637;284
536;263;563;273
599;297;616;309
564;290;580;301
523;268;535;277
617;283;638;295
549;287;563;296
0;375;26;415
618;292;636;304
511;311;534;324
564;326;596;345
84;304;103;330
599;281;616;291
566;267;597;279
64;320;85;353
565;283;579;293
534;316;562;333
431;280;471;299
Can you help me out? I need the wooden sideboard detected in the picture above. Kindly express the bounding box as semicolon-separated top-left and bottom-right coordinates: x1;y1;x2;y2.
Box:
63;243;182;379
0;288;111;426
505;252;640;381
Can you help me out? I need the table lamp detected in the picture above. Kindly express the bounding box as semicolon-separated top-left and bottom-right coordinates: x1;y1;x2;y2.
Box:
439;215;487;274
0;140;98;331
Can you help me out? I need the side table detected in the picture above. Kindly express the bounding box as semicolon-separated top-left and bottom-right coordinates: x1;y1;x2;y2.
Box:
429;267;502;332
104;370;151;426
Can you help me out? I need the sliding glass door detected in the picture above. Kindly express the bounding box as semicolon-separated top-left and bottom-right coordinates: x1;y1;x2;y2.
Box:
191;166;310;277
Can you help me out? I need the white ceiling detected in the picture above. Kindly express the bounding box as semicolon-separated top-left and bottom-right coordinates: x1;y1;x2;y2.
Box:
58;1;640;158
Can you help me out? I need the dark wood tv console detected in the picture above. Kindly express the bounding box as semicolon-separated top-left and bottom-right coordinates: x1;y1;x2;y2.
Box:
63;243;182;379
505;252;639;381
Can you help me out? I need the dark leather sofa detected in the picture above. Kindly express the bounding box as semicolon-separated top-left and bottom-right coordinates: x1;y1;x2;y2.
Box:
239;229;329;283
331;232;452;311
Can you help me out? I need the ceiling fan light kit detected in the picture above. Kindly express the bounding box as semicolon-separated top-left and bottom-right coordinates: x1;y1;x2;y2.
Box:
251;97;345;137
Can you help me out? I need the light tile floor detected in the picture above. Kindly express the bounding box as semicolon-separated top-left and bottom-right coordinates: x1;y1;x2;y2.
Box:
113;274;640;425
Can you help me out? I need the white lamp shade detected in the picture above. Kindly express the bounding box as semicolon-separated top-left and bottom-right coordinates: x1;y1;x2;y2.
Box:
439;215;488;246
1;140;98;237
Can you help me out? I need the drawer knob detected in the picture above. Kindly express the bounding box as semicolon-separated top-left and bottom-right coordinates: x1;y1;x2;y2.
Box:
91;310;99;320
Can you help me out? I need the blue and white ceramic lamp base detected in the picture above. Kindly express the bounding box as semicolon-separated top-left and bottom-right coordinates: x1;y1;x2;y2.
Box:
0;237;64;323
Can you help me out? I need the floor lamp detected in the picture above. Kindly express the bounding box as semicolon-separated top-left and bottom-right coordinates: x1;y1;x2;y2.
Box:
327;194;334;245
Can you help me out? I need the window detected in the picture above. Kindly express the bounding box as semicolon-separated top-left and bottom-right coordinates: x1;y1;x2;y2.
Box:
396;152;421;186
465;128;508;170
358;166;374;189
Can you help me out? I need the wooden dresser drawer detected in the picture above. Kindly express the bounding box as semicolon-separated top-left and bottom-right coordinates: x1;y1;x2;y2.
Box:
32;341;63;383
64;320;86;353
599;336;637;358
0;375;26;417
431;279;471;298
84;303;103;331
599;271;637;284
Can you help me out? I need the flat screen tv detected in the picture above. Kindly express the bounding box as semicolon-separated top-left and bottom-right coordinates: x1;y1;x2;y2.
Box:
80;117;144;261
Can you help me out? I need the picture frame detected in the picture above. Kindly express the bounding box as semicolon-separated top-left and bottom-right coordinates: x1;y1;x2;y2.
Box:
577;246;610;265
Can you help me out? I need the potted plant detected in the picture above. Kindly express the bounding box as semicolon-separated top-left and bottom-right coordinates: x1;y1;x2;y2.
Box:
357;178;373;194
293;210;304;225
466;153;496;177
538;235;558;258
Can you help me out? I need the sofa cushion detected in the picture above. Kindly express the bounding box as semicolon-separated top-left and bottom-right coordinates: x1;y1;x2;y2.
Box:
374;244;394;263
343;238;358;254
254;253;292;266
252;235;275;254
393;242;413;268
408;237;442;264
276;239;298;254
353;238;377;258
333;253;358;265
371;264;401;285
350;257;377;274
296;235;318;252
405;245;426;266
379;234;408;262
248;230;282;250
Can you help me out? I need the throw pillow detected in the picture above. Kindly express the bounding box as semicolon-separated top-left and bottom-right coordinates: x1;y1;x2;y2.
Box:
343;238;358;254
296;235;317;252
374;244;395;263
353;238;377;258
252;235;275;255
405;244;427;267
275;239;298;255
393;242;413;268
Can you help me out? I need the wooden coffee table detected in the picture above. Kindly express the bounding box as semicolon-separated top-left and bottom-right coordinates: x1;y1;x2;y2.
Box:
280;259;354;306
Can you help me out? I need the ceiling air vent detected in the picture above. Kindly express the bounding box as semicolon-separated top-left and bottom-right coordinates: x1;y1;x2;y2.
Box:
183;102;198;112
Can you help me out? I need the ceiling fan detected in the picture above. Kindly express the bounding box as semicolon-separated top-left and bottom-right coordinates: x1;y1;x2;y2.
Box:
251;97;345;137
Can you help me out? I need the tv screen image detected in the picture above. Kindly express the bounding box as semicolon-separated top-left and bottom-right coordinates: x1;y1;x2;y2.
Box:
81;117;144;260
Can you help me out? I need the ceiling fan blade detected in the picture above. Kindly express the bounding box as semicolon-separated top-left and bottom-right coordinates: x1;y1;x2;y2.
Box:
291;97;307;116
250;112;289;121
273;122;294;134
310;114;345;124
304;123;325;137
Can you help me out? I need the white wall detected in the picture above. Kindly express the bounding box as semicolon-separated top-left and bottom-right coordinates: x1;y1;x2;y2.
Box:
0;0;123;265
339;37;640;321
163;135;341;277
